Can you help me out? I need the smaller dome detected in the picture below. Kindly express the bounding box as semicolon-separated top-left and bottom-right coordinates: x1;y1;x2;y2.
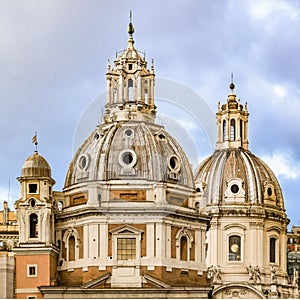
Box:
21;151;52;178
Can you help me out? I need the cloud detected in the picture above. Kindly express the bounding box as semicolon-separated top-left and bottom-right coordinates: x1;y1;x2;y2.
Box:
248;0;299;25
261;151;300;180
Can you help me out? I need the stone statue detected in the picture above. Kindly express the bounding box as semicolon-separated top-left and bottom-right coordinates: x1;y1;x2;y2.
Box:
246;264;261;283
207;265;222;283
270;265;276;284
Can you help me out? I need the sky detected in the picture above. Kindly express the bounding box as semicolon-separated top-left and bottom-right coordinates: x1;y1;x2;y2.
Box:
0;0;300;228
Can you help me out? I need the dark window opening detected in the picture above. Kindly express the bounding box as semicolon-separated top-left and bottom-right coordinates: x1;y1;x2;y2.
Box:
180;236;188;261
29;266;36;276
170;156;178;170
223;120;226;142
69;236;75;261
128;64;132;70
240;120;243;140
267;187;273;197
125;129;133;137
270;237;276;263
122;152;133;165
29;214;38;238
231;184;239;194
29;184;37;194
230;119;236;141
30;199;36;208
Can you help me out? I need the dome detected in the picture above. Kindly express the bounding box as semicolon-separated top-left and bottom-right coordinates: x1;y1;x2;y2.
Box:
194;148;285;211
64;121;194;189
21;151;52;178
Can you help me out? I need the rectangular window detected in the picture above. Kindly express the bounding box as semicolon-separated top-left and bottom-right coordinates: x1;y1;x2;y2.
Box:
270;237;276;263
117;238;136;260
27;264;37;277
28;184;38;194
229;235;241;261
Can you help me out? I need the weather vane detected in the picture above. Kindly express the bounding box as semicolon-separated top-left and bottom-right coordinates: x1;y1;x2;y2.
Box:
32;132;38;152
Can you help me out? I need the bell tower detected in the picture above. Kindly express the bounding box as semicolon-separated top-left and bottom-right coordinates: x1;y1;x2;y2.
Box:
103;12;156;124
14;149;59;299
216;78;249;150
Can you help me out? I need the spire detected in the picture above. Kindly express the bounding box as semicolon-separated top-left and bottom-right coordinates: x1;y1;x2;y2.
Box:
230;73;235;92
127;10;135;49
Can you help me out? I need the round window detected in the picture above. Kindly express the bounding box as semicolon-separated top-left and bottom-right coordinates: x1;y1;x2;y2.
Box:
267;187;273;197
122;152;133;165
118;149;137;168
231;184;239;194
124;129;133;137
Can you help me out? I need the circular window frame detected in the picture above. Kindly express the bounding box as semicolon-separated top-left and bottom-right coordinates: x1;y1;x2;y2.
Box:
230;184;239;194
167;154;181;173
78;154;90;171
124;128;134;138
118;149;137;168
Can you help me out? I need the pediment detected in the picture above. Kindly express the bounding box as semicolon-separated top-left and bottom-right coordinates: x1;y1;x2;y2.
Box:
109;224;143;235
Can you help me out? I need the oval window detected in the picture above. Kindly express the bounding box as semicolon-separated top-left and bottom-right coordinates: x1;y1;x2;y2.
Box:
79;156;87;169
30;199;36;208
170;156;177;169
231;184;239;194
267;187;273;197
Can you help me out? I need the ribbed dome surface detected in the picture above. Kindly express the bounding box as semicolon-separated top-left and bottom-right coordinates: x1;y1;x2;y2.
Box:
64;121;194;189
195;148;284;210
22;151;52;177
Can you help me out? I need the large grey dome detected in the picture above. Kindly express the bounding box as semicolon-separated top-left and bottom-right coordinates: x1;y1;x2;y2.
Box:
64;121;194;189
194;148;285;211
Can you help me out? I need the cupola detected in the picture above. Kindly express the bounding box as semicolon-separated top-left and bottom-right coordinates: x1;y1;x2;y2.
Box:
216;79;249;150
103;13;156;124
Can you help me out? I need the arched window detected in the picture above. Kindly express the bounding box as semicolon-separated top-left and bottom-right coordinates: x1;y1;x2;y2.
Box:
29;213;38;238
175;228;193;261
62;228;80;262
240;119;243;140
128;79;133;101
144;89;148;104
230;119;236;141
113;89;117;103
69;236;75;261
229;235;241;261
270;237;276;263
223;120;226;142
180;236;188;261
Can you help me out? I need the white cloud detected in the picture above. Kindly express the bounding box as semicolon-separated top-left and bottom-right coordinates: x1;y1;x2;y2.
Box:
261;152;300;180
248;0;299;21
272;84;287;99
